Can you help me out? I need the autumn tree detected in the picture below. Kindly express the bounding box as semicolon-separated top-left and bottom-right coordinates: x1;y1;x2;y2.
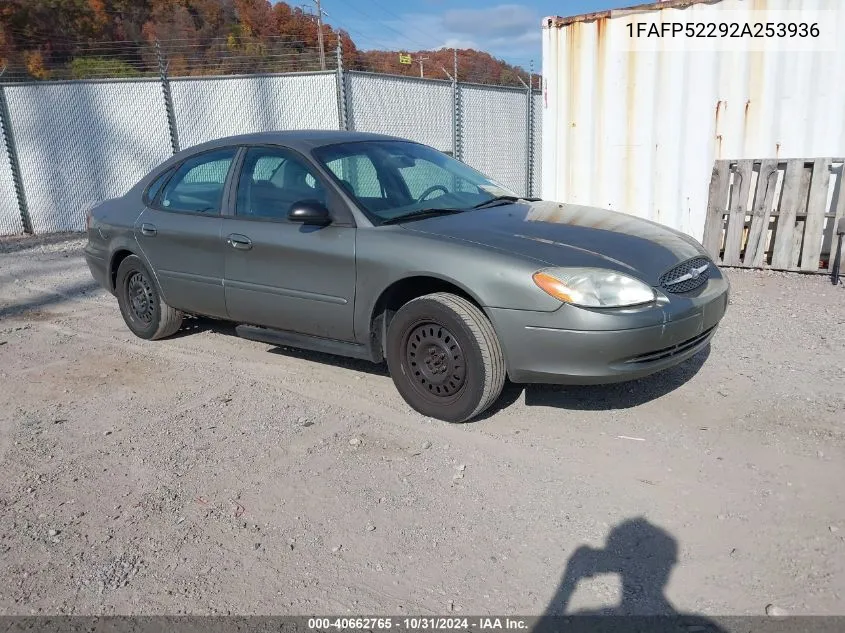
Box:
0;0;529;84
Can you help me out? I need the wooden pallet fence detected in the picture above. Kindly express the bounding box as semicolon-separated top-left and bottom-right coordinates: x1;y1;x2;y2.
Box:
702;158;845;273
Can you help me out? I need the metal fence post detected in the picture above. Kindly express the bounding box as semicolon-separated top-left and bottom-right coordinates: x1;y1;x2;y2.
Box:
336;41;349;131
156;40;180;154
452;50;463;162
526;71;535;198
0;81;33;234
517;72;535;198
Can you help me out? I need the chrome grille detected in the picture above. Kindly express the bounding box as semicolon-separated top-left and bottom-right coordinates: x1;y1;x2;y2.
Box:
659;257;711;293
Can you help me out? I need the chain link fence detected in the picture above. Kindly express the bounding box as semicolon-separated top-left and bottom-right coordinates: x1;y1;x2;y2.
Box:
171;72;341;149
0;58;542;235
0;118;22;235
3;79;173;233
460;83;531;196
346;72;453;152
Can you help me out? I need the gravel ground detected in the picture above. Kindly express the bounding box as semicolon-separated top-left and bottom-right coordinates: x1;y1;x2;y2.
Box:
0;234;843;617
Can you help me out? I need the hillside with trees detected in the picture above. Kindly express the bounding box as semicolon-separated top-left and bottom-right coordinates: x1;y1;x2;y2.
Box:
0;0;532;85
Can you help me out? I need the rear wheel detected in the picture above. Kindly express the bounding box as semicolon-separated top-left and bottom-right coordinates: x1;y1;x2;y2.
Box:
386;292;506;422
116;255;183;340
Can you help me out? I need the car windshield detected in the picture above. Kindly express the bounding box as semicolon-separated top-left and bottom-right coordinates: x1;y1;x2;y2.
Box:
312;140;519;224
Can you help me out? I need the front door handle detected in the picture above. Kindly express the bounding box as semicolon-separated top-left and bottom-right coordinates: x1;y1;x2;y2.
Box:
227;234;253;250
140;223;157;237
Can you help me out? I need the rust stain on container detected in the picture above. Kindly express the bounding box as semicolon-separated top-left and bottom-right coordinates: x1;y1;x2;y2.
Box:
596;18;607;105
595;17;608;201
566;22;583;197
714;101;723;159
624;35;639;213
746;47;764;155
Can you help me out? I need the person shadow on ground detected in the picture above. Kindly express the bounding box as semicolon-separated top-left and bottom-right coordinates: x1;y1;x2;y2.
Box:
533;517;730;633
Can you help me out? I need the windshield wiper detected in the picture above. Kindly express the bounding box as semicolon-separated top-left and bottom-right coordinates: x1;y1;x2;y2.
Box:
471;195;541;210
381;208;464;225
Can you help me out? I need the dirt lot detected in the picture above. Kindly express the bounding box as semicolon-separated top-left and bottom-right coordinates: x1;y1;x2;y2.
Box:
0;234;844;617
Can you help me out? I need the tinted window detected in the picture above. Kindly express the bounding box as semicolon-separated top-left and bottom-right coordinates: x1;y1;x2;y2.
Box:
159;148;237;214
144;167;175;204
236;147;327;220
313;141;516;223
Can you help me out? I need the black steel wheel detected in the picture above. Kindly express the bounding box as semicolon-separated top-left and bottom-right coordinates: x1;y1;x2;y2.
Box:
126;271;156;326
386;292;506;423
403;322;467;401
115;254;183;340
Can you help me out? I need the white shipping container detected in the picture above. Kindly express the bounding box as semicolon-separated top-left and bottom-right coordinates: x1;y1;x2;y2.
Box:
541;0;845;240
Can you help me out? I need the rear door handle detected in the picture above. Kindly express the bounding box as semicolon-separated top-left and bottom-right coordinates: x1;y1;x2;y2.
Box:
227;234;253;250
140;223;157;237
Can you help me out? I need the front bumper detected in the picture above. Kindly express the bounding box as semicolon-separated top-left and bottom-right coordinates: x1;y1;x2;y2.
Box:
487;276;729;385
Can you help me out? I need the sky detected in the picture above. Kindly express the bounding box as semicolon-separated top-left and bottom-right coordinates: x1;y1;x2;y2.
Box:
314;0;639;69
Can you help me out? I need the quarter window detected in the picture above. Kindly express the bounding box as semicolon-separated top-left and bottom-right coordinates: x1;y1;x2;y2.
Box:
158;148;237;214
236;147;327;220
144;167;175;205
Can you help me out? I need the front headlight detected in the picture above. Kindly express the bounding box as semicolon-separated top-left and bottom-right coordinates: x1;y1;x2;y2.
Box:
532;267;656;308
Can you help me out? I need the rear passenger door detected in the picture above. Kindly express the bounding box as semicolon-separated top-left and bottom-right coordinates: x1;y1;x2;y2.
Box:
135;147;237;318
222;146;356;340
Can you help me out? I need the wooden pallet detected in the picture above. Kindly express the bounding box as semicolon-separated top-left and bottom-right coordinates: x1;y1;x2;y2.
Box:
702;158;845;272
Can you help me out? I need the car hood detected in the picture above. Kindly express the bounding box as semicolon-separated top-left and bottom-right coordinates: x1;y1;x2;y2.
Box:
399;200;706;285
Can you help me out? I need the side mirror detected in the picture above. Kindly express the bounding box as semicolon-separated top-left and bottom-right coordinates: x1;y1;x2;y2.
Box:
288;200;331;226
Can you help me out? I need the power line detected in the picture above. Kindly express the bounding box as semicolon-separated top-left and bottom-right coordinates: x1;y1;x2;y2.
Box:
332;27;399;53
329;0;435;52
353;0;448;48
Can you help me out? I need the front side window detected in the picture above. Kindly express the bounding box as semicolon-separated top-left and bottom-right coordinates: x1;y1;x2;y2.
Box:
158;148;237;214
236;147;327;220
313;140;516;223
324;154;385;200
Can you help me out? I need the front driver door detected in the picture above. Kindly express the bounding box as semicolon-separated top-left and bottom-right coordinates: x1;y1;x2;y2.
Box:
222;145;356;341
135;147;237;318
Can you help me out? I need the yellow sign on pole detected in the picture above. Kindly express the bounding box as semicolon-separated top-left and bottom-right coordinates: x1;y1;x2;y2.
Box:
398;53;412;65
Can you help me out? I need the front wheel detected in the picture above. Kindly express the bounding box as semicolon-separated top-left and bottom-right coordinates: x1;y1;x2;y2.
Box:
115;254;183;340
386;292;506;422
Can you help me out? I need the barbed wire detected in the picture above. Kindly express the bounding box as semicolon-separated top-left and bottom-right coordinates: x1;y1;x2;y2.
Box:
0;33;536;88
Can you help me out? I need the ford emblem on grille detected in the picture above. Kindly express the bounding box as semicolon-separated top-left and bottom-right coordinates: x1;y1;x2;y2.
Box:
659;257;711;293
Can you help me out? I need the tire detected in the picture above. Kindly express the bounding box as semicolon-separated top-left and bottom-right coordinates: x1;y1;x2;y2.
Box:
386;292;506;423
115;254;183;340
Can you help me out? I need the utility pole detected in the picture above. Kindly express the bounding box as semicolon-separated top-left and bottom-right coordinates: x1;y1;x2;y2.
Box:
306;0;328;71
416;56;429;78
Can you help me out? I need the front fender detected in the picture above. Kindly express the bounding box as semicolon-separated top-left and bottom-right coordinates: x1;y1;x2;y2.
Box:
353;228;564;342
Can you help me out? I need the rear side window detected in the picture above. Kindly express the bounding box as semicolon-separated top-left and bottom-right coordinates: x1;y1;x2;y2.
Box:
158;148;237;214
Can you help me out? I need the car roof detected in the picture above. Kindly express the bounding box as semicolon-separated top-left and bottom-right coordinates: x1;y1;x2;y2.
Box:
178;130;411;156
129;130;422;198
